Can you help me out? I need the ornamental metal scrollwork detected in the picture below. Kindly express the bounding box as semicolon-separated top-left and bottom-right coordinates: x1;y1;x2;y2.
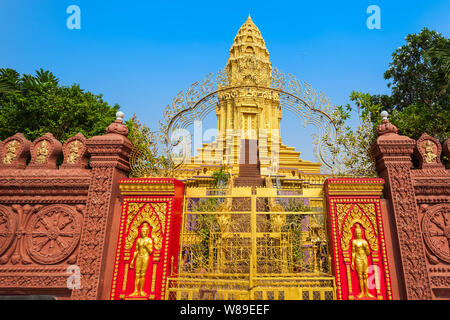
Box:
159;68;343;173
67;141;81;164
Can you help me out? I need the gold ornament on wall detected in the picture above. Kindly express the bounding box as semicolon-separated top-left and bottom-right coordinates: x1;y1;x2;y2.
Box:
3;140;19;164
423;140;437;164
67;141;81;164
338;204;378;252
129;223;153;297
35;141;49;164
350;224;375;299
125;203;165;251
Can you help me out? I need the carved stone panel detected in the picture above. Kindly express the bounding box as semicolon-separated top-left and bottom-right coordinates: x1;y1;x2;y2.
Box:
27;133;62;169
421;203;450;264
25;205;82;264
0;205;16;257
415;133;443;169
325;178;393;300
60;133;89;169
0;204;82;266
387;165;432;299
0;133;31;169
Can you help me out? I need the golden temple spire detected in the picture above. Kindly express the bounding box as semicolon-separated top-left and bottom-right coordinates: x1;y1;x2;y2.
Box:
174;16;322;182
226;16;272;86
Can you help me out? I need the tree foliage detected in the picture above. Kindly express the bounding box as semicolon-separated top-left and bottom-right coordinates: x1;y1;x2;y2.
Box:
426;42;450;95
333;28;449;176
0;68;119;142
331;92;378;176
367;28;449;141
126;113;175;177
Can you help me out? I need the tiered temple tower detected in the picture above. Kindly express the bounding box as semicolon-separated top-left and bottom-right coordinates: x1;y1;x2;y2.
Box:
174;16;323;189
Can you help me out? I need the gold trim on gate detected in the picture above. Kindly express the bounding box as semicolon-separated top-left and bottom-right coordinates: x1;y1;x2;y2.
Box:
119;182;175;195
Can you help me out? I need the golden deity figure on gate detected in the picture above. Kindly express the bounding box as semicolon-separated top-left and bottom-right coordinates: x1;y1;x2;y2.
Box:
423;140;437;164
129;223;154;297
351;224;375;299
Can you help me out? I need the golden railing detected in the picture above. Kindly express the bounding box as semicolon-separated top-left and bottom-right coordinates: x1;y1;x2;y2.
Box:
166;275;335;300
165;187;336;300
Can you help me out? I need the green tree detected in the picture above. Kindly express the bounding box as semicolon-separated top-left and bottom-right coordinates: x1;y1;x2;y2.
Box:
426;41;450;95
327;93;377;176
367;28;449;141
211;166;231;188
0;68;119;142
331;92;379;176
189;198;220;272
332;28;449;176
126;113;175;177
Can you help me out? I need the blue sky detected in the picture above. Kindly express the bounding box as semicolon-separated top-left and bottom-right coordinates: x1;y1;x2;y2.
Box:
1;0;449;161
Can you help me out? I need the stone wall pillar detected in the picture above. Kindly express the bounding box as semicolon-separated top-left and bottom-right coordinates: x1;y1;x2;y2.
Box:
371;114;432;300
71;112;132;300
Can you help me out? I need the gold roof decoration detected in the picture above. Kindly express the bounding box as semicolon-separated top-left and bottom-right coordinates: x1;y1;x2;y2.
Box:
226;15;272;87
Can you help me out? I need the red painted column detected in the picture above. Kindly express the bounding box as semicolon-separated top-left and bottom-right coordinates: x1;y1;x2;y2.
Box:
109;178;185;300
324;178;393;300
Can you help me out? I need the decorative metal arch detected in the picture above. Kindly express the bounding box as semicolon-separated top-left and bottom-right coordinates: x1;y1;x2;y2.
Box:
159;67;343;173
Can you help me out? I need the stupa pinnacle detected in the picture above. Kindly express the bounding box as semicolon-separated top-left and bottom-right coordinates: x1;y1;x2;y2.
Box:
226;15;271;87
173;16;322;188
